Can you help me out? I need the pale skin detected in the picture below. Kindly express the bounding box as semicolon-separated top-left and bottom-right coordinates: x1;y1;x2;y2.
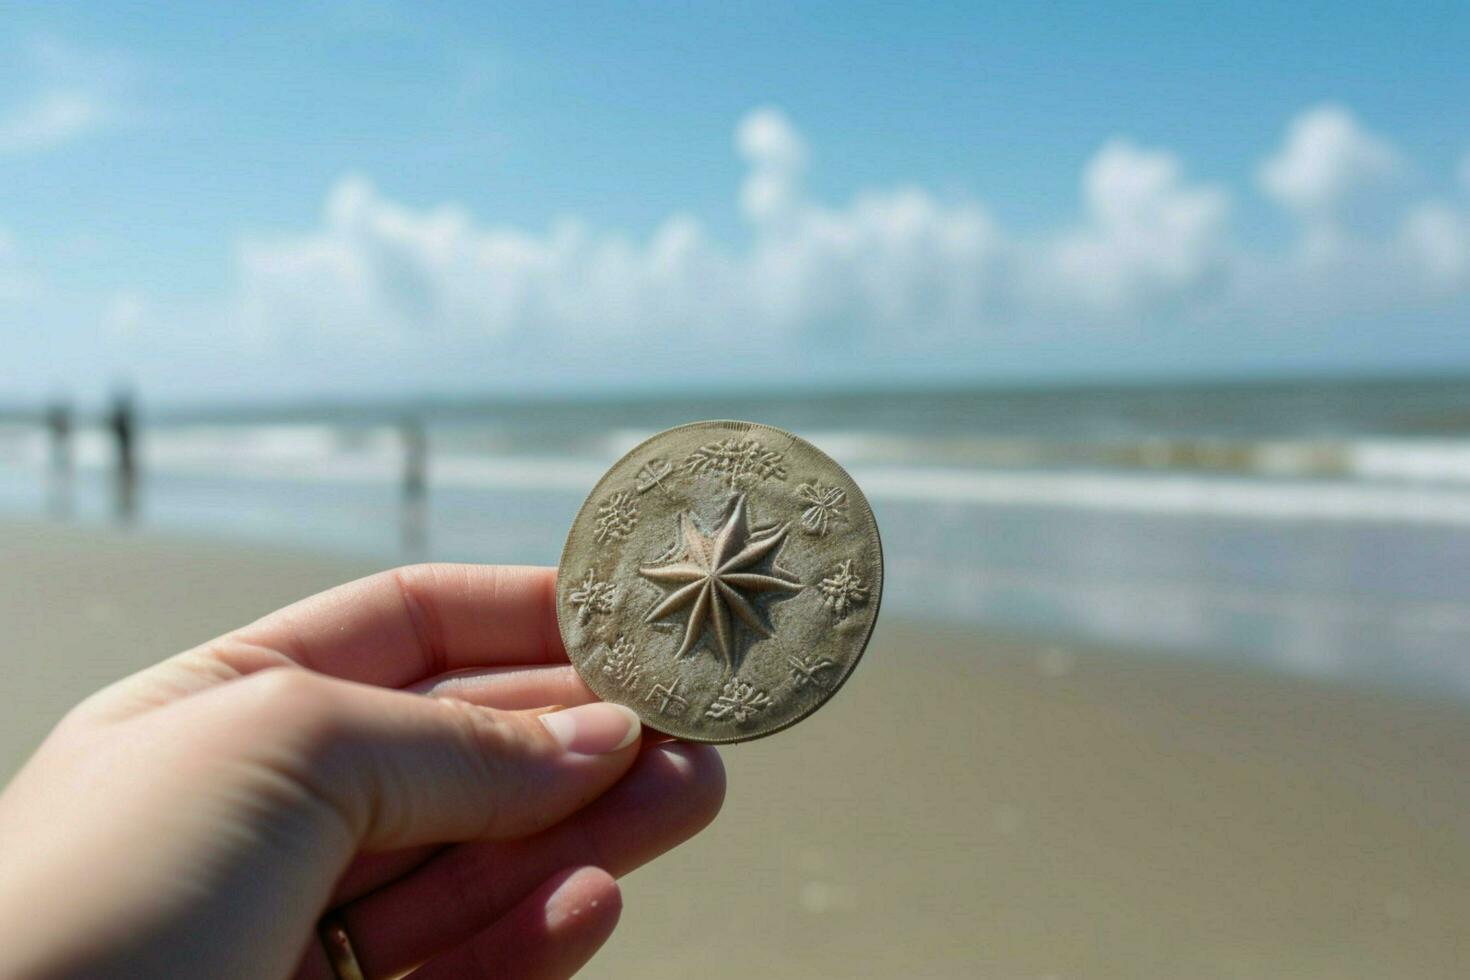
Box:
0;564;726;979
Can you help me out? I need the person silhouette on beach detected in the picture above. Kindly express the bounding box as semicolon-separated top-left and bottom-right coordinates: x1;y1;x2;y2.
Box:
44;398;73;517
107;389;138;523
400;416;429;555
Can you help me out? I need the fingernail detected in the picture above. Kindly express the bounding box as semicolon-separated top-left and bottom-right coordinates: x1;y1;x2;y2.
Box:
540;702;641;755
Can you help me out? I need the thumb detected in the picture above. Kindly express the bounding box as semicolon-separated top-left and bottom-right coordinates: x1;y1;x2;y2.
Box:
211;668;643;852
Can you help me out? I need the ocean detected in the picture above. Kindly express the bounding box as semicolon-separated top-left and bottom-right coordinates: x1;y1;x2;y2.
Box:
5;374;1470;700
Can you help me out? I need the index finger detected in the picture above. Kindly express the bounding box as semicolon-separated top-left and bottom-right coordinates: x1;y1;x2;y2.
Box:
218;564;568;688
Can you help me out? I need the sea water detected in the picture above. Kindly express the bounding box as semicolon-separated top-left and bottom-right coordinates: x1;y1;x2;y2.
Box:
4;375;1470;699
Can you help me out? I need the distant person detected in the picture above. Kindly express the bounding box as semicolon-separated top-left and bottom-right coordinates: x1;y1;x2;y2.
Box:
107;390;137;522
400;416;429;555
44;398;73;517
0;565;723;978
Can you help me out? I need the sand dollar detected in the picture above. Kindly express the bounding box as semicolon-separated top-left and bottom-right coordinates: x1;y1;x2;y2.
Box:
555;420;883;743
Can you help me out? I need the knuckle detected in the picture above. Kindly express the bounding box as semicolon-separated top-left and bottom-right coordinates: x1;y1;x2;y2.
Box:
387;565;449;679
438;697;519;767
55;691;110;732
237;664;323;707
231;668;350;747
221;668;367;840
434;699;543;836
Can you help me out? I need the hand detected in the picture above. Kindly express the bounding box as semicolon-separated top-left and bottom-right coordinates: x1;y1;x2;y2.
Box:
0;565;725;979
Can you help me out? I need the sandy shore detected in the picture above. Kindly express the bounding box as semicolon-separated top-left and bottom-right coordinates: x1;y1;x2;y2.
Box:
3;520;1469;978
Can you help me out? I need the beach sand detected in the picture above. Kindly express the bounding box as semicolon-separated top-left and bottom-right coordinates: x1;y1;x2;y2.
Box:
3;520;1468;978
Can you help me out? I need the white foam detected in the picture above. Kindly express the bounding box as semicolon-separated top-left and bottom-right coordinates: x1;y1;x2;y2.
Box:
1347;440;1470;484
432;454;607;491
23;423;1470;526
849;465;1470;525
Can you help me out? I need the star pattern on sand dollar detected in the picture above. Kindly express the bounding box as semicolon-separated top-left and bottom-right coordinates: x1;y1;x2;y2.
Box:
639;495;802;671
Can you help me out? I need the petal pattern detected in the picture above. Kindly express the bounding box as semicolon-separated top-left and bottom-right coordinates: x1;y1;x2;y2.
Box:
674;581;711;659
719;572;803;593
644;577;707;623
639;494;803;672
716;525;789;575
637;561;706;584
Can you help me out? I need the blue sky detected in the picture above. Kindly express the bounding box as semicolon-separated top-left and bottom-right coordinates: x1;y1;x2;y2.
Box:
1;2;1468;405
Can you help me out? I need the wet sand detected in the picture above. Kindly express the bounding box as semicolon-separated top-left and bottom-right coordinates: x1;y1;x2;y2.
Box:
3;520;1468;978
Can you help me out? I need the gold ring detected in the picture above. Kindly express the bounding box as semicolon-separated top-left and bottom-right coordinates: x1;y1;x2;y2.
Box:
318;910;367;980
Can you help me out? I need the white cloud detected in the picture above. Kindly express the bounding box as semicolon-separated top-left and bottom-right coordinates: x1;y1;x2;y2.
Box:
1257;104;1401;216
101;291;149;340
0;38;135;154
737;106;808;224
1401;203;1470;291
236;175;733;349
235;148;1007;365
0;90;107;154
206;104;1470;383
1242;108;1470;316
0;226;32;304
1038;139;1229;317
